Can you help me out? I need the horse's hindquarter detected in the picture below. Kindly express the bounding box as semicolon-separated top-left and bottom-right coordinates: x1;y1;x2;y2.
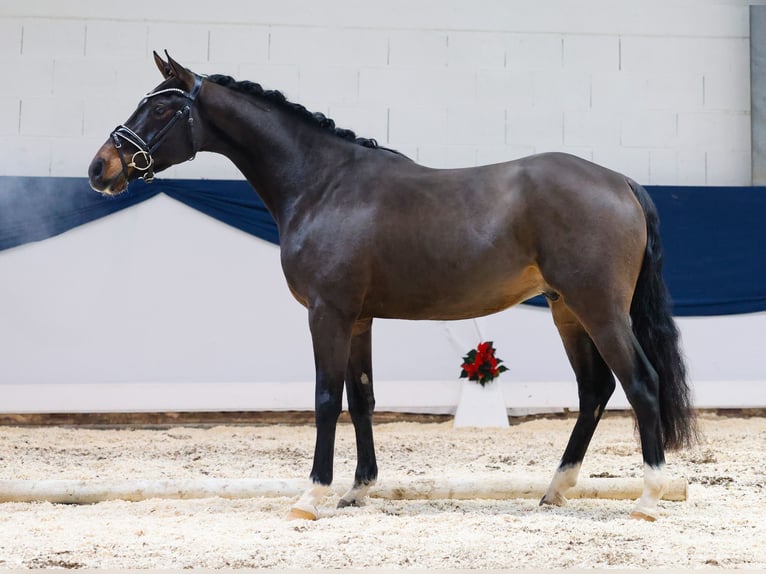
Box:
515;153;648;309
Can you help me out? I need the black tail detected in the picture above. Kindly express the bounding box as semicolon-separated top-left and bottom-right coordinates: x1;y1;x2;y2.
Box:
627;179;698;450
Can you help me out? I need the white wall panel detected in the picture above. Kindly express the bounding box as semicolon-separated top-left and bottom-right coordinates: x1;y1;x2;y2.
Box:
0;0;763;412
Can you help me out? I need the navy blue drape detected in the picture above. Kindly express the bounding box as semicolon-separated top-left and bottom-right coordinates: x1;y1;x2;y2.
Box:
1;176;764;316
0;176;278;251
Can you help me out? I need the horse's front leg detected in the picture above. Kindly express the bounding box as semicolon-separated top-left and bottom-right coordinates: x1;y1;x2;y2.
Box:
288;304;353;521
338;323;378;508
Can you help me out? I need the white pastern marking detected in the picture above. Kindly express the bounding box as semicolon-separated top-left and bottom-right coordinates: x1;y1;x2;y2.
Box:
543;463;580;505
292;482;331;518
551;464;580;492
339;480;375;506
632;463;667;518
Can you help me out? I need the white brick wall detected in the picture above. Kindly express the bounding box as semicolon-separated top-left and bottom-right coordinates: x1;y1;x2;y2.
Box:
0;0;754;184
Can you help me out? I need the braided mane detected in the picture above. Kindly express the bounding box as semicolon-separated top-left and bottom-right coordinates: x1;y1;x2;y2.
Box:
206;74;401;154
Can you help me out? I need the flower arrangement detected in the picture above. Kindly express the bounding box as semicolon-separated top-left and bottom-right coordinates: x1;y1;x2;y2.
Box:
459;341;508;386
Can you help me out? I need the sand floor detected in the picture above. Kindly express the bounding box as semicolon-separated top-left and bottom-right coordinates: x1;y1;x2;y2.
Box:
0;412;764;569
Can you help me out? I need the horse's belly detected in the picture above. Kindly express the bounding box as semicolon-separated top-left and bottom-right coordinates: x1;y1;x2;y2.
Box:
364;265;545;321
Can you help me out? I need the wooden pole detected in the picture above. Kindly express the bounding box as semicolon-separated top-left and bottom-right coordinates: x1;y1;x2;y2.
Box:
0;475;687;504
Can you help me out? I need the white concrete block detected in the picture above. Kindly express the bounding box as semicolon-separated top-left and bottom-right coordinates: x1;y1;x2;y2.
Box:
53;59;118;95
533;71;590;110
648;149;678;185
83;94;140;137
592;71;703;112
699;38;750;78
22;19;85;57
505;33;562;71
1;57;54;96
360;68;475;107
147;23;210;63
621;110;677;148
620;36;749;77
563;35;618;71
299;66;358;110
506;109;563;147
417;145;476;169
677;150;707;186
209;25;269;63
0;98;20;136
448;32;505;69
50;136;104;177
20;97;83;138
477;70;534;109
649;149;708;186
270;27;388;68
0;19;22;56
0;136;51;175
388;106;447;147
704;72;750;111
448;107;505;146
388;31;448;68
237;64;300;98
706;150;751;186
678;111;750;152
86;21;147;59
113;58;171;96
327;105;388;143
564;110;620;147
592;146;649;182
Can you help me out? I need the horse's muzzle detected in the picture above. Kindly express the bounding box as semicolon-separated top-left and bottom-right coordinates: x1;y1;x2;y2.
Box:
88;145;128;196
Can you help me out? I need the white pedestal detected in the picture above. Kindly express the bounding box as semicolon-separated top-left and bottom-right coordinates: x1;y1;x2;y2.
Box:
453;380;509;428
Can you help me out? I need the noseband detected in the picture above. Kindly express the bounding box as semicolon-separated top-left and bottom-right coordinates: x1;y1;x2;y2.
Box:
110;74;204;184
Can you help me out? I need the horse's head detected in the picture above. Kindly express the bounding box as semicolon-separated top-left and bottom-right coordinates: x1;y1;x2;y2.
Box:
88;52;204;195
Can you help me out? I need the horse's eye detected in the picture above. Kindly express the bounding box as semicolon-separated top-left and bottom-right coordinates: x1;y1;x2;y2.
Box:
153;104;166;117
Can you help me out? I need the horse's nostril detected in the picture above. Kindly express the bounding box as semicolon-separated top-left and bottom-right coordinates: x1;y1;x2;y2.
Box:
89;157;105;180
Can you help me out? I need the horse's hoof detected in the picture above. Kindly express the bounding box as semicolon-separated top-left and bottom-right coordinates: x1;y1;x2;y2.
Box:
337;498;358;509
539;492;567;507
629;510;657;522
286;507;318;521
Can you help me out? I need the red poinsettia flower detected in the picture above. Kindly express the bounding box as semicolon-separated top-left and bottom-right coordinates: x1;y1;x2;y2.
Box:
459;341;508;387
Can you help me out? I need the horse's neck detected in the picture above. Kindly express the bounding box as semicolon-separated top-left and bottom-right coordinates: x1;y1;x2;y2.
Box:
199;90;354;225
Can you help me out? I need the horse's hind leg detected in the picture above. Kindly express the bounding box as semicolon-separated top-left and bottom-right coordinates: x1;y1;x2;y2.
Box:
572;308;668;520
541;302;616;506
587;316;667;520
338;324;378;508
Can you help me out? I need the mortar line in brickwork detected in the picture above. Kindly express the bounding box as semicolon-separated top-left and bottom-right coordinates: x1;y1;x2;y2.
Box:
618;37;622;71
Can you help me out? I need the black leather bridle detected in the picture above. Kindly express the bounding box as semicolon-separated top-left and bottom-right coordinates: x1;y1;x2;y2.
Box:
110;74;204;184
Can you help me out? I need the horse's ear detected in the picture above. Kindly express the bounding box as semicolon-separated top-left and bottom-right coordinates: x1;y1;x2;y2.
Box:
164;51;196;90
153;51;172;79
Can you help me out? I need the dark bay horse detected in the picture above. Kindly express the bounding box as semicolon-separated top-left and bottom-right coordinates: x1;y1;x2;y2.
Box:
88;53;697;521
